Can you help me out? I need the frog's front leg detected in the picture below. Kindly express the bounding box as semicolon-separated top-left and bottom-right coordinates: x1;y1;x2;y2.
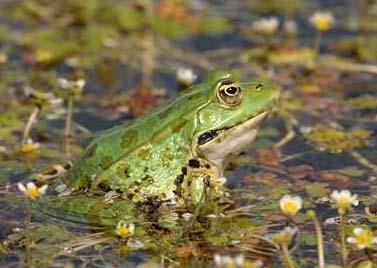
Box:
180;158;227;210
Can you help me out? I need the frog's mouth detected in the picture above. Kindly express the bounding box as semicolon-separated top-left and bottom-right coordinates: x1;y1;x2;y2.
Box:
196;111;269;171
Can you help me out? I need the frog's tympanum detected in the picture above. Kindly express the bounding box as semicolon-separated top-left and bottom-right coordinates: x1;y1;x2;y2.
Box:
65;70;279;208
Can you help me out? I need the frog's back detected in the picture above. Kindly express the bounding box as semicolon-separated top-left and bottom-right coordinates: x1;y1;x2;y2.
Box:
67;84;210;190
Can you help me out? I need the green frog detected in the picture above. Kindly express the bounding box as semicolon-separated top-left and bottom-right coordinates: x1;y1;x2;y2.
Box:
64;69;279;208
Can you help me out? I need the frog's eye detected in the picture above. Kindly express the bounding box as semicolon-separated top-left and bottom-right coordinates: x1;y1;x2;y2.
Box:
217;82;242;105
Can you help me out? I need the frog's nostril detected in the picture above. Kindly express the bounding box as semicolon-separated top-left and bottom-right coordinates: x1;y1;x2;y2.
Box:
255;84;263;90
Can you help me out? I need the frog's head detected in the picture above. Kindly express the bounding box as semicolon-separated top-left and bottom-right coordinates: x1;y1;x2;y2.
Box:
193;69;279;171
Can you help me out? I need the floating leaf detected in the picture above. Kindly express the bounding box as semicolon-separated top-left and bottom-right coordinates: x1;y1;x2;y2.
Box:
336;166;366;177
298;233;317;246
344;95;377;109
307;124;371;153
304;182;329;196
200;17;231;34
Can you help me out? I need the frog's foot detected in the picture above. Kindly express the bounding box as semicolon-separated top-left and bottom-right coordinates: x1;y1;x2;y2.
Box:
179;158;228;210
32;161;73;182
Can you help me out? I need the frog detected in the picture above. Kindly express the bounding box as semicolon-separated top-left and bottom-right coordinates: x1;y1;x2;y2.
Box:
64;69;279;208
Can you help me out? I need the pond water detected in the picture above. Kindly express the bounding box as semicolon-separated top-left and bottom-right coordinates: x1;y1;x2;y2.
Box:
0;1;376;267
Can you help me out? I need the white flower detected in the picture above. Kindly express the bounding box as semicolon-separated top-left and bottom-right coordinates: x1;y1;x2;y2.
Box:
18;182;48;200
251;17;279;35
272;226;298;245
346;227;377;249
24;86;63;107
115;221;135;238
214;254;244;268
20;138;40;153
176;67;197;86
126;239;145;249
279;195;302;217
283;20;298;36
331;189;359;213
57;78;85;96
309;11;335;31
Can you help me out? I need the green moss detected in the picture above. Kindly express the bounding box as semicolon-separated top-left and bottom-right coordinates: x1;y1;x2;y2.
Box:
307;124;371;153
344;95;377;109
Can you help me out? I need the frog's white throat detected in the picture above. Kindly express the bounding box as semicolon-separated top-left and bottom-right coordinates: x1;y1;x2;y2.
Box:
197;111;269;173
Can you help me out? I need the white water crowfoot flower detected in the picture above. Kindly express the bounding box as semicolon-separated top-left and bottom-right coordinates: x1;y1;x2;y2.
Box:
347;227;377;249
251;17;279;36
280;195;302;217
331;189;359;213
283;20;298;37
309;11;335;32
58;78;86;96
176;67;197;87
115;221;135;239
214;254;262;268
24;86;63;108
272;226;298;246
20;138;40;153
18;182;48;200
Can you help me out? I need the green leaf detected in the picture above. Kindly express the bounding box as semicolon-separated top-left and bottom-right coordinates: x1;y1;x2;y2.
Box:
336;166;366;177
305;182;329;196
200;17;231;34
117;8;143;31
148;17;190;38
355;260;377;268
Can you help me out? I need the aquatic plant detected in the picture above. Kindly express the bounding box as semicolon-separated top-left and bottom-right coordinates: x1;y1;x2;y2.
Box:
331;189;359;266
57;78;85;138
17;181;48;266
347;227;377;250
306;124;370;154
272;226;297;268
279;195;302;217
308;11;335;57
18;182;48;200
115;221;135;240
176;67;197;88
306;210;325;268
21;87;62;153
251;17;279;36
213;254;263;268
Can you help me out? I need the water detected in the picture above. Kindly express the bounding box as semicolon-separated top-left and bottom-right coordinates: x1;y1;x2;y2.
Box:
0;1;376;267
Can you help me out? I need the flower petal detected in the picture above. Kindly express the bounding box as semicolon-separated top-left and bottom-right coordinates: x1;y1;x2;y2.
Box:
38;184;48;195
17;183;27;193
26;182;37;191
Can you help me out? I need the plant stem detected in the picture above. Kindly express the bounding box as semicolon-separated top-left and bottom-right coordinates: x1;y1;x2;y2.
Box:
23;107;40;142
365;248;376;262
313;30;322;59
311;213;325;268
64;96;74;138
349;150;377;175
339;212;347;267
140;0;154;89
281;243;295;268
25;200;32;268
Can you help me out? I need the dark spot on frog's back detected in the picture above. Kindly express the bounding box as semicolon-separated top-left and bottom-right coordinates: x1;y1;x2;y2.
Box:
188;159;200;168
100;156;113;170
121;129;139;148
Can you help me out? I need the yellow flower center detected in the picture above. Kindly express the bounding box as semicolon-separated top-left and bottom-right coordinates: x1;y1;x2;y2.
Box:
316;19;330;31
282;201;299;215
20;143;37;153
27;186;39;200
117;226;129;237
336;196;351;209
355;230;374;247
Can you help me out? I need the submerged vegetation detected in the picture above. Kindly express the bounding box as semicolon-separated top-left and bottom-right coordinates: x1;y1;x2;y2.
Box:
0;0;376;267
